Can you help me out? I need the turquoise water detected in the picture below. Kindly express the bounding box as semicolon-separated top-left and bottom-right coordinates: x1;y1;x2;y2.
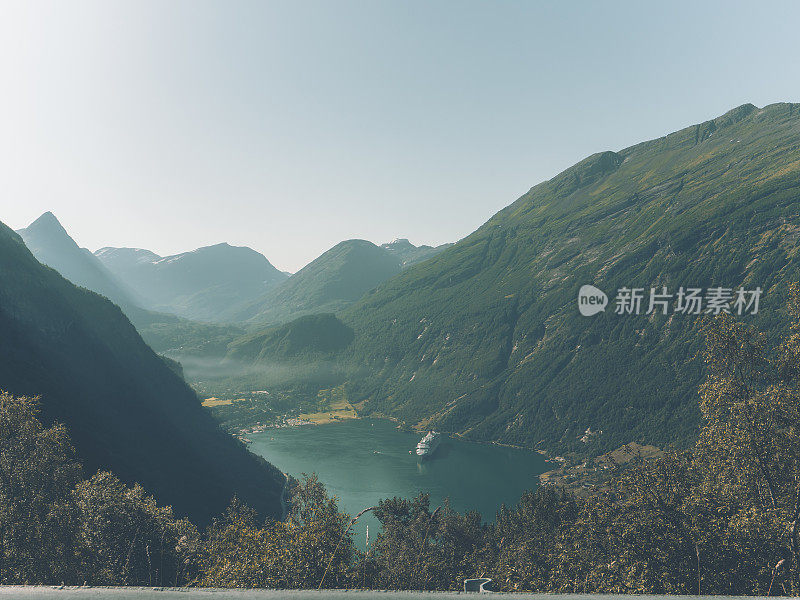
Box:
248;418;547;548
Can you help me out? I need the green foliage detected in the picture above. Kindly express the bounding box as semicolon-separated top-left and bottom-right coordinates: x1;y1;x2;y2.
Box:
361;494;488;590
0;392;82;584
492;487;578;590
0;393;199;587
201;475;354;589
74;472;201;586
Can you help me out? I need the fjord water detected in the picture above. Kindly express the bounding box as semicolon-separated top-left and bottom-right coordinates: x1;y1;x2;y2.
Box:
249;419;547;548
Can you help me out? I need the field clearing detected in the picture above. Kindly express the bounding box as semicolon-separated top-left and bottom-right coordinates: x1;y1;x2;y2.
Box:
299;397;358;425
202;397;246;407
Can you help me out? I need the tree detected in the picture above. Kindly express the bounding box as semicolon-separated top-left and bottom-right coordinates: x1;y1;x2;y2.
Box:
698;292;800;594
0;392;82;584
0;392;201;587
73;471;200;586
365;493;487;590
201;474;354;589
492;486;576;591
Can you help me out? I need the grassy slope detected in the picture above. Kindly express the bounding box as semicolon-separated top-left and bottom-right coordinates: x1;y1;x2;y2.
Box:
341;103;800;454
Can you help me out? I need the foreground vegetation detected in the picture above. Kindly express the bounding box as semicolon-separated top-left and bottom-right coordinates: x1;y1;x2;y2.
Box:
3;288;800;593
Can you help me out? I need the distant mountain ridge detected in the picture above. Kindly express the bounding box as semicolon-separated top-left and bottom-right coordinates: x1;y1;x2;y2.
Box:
14;214;249;358
380;238;453;268
16;214;457;369
233;239;402;326
18;213;452;330
0;219;285;525
17;212;139;308
95;242;288;322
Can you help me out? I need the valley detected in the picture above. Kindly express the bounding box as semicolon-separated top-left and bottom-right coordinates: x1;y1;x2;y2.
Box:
6;2;800;590
144;103;800;464
17;103;800;465
5;102;800;593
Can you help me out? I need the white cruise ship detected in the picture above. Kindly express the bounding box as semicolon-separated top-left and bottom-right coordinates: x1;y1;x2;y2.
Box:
415;431;441;457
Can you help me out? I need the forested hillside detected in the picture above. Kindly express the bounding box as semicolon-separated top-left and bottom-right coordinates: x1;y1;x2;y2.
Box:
0;220;285;525
228;313;355;363
341;103;800;453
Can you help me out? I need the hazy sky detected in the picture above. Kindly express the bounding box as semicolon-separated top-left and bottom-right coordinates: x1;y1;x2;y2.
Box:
2;1;800;271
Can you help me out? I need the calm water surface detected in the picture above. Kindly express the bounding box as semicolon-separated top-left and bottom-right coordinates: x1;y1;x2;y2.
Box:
249;418;547;548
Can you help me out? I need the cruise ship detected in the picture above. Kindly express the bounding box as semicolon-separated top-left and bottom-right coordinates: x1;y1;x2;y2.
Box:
415;431;441;458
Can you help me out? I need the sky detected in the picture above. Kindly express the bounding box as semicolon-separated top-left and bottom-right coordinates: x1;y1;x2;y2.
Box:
2;1;800;272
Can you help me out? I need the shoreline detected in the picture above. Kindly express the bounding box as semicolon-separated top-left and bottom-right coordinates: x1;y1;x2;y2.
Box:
232;399;549;457
254;416;549;459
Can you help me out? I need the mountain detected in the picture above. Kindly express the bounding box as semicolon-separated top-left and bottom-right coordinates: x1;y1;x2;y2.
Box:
17;212;138;307
16;214;245;356
0;219;285;525
340;103;800;454
95;243;288;322
380;239;453;268
228;313;354;363
234;239;402;325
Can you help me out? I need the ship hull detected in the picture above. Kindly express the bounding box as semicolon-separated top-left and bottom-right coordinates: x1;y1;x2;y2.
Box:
415;433;441;458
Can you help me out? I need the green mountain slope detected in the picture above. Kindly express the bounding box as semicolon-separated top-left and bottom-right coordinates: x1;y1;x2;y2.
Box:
228;313;354;363
0;220;285;525
95;243;288;322
341;103;800;453
235;239;401;325
17;212;139;307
